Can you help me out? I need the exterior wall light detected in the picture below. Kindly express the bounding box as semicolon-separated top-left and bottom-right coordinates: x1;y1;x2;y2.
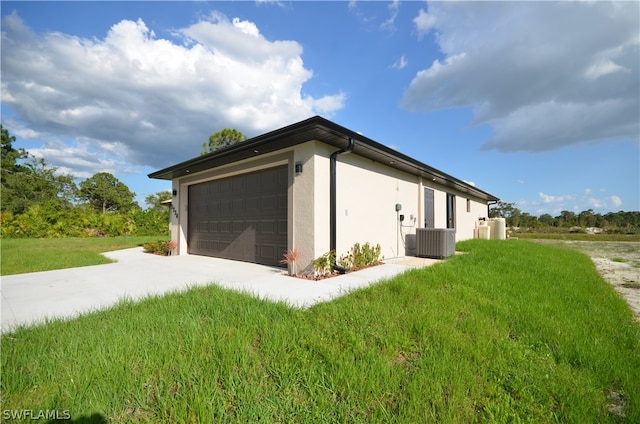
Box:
295;161;303;175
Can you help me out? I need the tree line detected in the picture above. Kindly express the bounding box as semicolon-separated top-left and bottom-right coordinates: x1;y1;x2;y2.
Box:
489;201;639;234
1;124;170;238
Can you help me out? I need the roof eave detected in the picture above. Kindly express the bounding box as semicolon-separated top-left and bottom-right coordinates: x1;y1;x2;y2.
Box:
148;116;342;180
148;116;499;202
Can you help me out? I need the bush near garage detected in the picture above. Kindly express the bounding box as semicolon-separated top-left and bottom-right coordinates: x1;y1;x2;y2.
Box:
310;242;383;279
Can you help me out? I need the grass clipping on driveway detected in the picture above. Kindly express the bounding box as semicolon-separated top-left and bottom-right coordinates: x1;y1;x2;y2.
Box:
2;240;640;423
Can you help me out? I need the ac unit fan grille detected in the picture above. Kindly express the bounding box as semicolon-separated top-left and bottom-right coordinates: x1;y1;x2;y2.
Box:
416;228;456;259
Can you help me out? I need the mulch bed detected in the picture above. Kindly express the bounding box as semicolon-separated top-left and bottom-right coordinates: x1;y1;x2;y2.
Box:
283;262;383;281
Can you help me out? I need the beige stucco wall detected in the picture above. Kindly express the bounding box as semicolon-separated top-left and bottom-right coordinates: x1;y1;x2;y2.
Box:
456;196;489;241
331;153;421;260
169;180;182;254
309;143;332;270
289;141;318;273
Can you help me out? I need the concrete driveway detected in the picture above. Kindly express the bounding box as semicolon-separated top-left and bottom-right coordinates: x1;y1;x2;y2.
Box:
1;248;437;332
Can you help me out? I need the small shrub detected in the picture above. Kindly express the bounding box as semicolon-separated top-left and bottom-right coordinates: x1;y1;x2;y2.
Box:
314;243;383;279
311;250;336;278
339;242;383;270
337;251;353;270
354;242;382;268
280;249;300;276
142;240;176;256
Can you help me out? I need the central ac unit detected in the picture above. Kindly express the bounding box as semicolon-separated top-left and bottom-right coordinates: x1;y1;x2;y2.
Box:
416;228;456;259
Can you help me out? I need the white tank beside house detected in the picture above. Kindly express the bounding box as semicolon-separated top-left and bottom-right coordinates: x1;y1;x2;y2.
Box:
489;218;507;240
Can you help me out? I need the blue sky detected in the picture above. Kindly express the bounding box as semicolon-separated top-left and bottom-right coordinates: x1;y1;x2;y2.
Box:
2;1;638;215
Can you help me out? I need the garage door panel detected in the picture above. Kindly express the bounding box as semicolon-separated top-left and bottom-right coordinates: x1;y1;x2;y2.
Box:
277;194;287;209
245;174;260;192
218;221;230;233
219;179;233;193
232;198;244;213
260;194;276;211
262;169;280;187
258;244;277;263
259;220;275;235
277;219;287;235
188;166;288;266
221;200;232;215
232;220;245;233
246;196;259;211
232;177;244;192
197;239;213;252
245;220;258;234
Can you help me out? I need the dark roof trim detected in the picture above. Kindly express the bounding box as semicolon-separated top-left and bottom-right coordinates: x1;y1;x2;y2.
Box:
148;116;499;202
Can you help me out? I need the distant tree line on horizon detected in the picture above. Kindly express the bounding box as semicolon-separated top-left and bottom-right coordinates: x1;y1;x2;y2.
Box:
489;201;639;234
1;124;170;238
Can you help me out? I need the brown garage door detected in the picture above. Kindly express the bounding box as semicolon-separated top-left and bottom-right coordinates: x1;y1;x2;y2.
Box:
188;166;288;266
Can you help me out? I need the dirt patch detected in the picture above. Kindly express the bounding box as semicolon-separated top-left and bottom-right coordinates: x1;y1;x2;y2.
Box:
533;240;640;320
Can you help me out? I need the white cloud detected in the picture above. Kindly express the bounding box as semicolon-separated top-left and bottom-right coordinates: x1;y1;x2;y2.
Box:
0;12;345;173
611;195;623;208
381;0;400;32
413;8;436;40
587;197;606;209
584;59;629;81
403;2;639;152
534;191;624;214
312;92;347;114
539;192;574;205
255;0;286;7
392;55;408;70
28;138;135;179
5;120;40;139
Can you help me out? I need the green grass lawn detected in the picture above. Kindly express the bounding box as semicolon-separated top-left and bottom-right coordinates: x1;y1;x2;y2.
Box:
0;236;168;276
514;232;640;242
2;240;639;423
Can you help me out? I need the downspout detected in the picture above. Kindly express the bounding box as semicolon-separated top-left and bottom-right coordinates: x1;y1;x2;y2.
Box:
487;200;498;218
330;137;355;273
